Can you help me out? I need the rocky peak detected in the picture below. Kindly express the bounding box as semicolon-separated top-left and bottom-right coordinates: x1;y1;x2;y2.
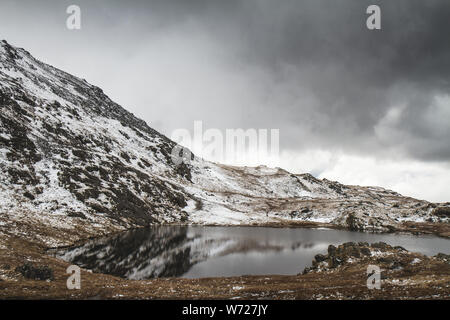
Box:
0;40;192;233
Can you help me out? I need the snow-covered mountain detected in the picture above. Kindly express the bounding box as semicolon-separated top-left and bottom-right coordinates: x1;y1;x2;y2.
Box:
0;40;448;246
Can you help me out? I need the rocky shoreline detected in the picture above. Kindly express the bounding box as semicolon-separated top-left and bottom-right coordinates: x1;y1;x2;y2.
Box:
1;225;449;300
304;241;450;274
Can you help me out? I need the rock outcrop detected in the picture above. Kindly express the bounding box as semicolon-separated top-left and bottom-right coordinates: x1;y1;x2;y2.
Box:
302;241;448;275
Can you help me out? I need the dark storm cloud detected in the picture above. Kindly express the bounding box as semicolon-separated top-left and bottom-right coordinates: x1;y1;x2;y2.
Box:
97;0;449;161
180;0;450;161
1;0;449;161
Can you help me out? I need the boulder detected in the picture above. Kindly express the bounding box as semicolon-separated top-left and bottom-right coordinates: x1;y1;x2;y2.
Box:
15;263;54;281
434;253;450;264
370;242;391;250
314;254;327;262
327;245;337;255
432;207;450;218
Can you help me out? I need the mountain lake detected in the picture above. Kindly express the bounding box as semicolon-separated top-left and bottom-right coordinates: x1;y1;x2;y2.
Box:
54;225;450;279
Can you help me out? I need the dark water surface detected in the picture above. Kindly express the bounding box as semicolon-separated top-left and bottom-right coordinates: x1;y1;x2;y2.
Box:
55;226;450;279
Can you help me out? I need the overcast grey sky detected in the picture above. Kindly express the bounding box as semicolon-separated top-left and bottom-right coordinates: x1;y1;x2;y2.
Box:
1;0;449;201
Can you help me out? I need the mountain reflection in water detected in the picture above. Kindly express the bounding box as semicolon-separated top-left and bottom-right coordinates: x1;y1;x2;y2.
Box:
54;225;450;279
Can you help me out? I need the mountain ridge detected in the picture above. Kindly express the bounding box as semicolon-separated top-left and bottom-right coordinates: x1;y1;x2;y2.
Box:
0;40;448;246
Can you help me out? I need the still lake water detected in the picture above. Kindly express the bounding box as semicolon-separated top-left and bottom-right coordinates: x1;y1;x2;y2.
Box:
56;226;450;279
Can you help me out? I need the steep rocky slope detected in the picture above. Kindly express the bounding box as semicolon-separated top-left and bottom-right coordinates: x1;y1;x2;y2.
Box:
0;40;449;246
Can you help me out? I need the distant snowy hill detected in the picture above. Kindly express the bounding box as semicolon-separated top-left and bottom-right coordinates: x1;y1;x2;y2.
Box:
0;40;447;246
